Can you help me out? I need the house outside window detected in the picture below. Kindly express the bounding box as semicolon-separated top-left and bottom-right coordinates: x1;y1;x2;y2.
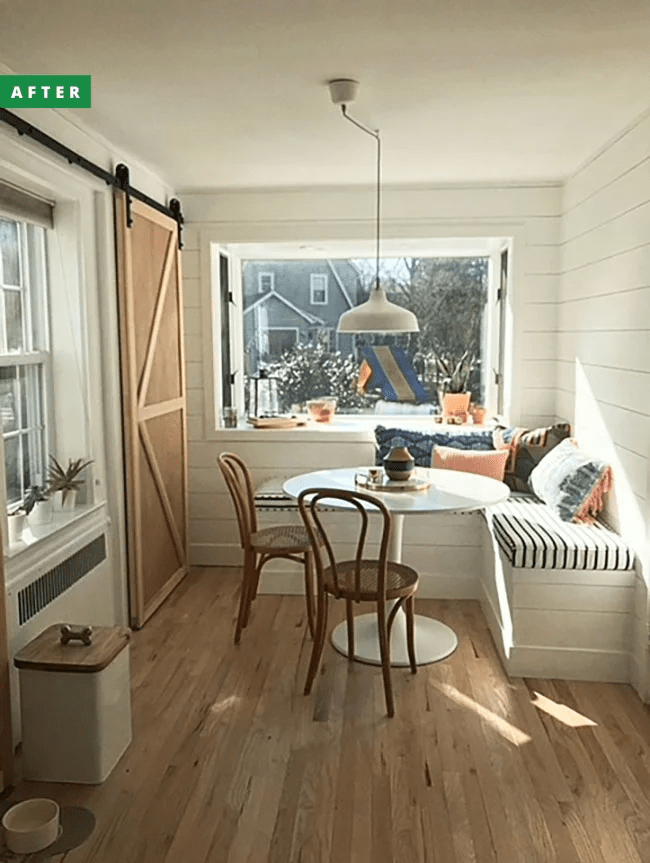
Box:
310;274;328;304
267;327;299;359
0;218;50;506
234;254;498;417
258;272;274;293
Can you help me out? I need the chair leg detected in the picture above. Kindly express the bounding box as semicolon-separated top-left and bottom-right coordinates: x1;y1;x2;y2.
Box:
235;550;256;644
406;595;417;674
377;599;394;718
345;598;355;659
303;551;315;639
247;557;265;615
304;590;329;696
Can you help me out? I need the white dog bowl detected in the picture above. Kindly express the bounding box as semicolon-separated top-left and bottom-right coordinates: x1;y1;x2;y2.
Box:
2;798;60;854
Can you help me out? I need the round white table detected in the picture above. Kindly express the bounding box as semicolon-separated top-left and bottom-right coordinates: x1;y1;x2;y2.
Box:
283;467;509;667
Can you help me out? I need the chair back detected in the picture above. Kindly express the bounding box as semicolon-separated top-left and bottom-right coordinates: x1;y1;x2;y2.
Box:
217;452;258;550
298;487;392;601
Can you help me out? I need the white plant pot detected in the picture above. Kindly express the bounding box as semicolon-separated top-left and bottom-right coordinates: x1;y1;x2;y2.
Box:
7;513;26;544
61;489;78;512
52;489;78;512
27;499;53;526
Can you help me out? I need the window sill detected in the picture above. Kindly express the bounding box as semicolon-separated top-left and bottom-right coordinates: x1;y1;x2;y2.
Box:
4;502;108;580
213;415;502;442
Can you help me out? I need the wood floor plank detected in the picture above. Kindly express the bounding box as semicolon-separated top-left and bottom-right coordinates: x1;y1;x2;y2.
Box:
6;570;650;863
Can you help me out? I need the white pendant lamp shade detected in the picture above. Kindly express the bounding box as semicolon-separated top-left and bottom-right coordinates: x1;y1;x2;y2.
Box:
337;288;419;333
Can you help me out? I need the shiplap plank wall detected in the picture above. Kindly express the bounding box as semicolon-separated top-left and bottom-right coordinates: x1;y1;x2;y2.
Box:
181;184;561;596
559;108;650;697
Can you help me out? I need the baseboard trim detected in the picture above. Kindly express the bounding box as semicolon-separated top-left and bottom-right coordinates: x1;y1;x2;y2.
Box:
507;645;630;682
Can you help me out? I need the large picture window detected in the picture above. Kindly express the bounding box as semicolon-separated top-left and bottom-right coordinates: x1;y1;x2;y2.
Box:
236;253;498;417
0;218;50;506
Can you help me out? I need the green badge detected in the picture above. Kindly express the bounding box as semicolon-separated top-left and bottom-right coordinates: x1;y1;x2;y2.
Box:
0;76;91;108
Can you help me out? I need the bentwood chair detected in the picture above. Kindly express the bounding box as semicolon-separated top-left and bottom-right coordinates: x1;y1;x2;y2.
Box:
218;452;315;644
298;487;419;717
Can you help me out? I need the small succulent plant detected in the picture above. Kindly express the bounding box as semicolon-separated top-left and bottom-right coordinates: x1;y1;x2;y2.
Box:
47;456;93;493
435;351;476;394
16;485;49;516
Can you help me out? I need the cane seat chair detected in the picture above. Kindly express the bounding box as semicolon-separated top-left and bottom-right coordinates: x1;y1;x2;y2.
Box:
218;452;315;643
298;487;419;717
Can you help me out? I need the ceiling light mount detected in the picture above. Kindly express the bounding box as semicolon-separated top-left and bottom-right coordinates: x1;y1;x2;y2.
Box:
327;78;359;106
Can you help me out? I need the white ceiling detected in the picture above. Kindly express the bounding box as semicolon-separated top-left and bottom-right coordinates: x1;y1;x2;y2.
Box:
2;0;650;191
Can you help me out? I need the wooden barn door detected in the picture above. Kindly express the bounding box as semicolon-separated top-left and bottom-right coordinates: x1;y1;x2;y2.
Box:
115;196;189;627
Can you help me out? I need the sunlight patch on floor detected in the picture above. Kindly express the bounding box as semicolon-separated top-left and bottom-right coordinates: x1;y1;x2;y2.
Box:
532;691;598;728
436;682;531;746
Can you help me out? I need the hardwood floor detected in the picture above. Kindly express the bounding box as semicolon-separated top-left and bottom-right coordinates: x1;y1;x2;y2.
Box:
12;567;650;863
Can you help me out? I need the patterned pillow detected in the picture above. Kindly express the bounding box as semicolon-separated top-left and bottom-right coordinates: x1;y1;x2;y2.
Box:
374;425;494;467
493;422;571;491
528;438;612;523
432;446;510;481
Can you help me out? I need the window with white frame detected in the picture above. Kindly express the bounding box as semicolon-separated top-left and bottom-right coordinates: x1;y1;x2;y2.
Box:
258;272;274;293
223;246;507;420
0;218;50;506
310;273;328;304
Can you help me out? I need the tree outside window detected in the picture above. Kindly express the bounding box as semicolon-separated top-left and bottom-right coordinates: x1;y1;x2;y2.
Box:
241;256;489;415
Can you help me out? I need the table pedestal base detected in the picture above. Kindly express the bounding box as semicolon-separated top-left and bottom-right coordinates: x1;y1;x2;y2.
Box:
331;612;458;667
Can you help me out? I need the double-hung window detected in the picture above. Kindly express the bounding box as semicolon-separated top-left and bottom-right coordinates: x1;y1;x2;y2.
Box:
0;217;50;507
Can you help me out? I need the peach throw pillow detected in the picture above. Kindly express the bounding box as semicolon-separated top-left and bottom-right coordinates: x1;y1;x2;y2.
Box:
432;445;509;481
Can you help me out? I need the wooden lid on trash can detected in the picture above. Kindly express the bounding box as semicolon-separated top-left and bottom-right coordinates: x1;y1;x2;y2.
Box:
14;624;130;673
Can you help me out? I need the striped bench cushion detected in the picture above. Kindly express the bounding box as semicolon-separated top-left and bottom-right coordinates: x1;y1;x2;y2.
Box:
255;479;299;511
489;495;635;571
255;479;337;512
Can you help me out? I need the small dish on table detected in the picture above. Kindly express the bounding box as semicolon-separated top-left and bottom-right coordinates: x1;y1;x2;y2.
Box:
354;469;429;493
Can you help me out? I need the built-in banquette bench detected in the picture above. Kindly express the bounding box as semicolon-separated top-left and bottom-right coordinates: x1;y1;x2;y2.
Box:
252;423;638;683
481;494;637;682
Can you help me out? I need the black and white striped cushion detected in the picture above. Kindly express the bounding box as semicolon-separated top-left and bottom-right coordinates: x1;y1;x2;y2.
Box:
254;479;338;512
255;479;299;511
489;495;635;571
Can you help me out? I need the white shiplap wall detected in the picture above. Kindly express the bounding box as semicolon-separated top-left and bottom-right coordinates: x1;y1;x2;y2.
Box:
559;109;650;697
181;183;561;590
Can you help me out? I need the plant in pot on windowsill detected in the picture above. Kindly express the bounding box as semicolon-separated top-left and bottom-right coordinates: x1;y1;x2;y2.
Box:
24;485;53;527
435;351;476;422
7;503;27;545
48;456;93;512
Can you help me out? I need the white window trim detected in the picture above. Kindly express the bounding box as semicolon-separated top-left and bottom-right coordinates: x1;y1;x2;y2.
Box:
200;223;524;441
310;273;328;304
0;129;120;576
258;271;274;293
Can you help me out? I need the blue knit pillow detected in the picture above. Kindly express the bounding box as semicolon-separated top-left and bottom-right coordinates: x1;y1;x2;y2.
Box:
374;425;494;467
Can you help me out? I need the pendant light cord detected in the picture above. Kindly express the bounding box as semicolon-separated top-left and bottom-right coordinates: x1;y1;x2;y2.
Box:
341;105;381;293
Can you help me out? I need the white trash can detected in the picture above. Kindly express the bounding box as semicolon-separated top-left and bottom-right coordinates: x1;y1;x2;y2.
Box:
15;624;131;784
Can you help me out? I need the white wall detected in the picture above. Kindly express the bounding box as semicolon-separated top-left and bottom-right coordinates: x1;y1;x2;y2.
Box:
181;183;561;571
559;108;650;697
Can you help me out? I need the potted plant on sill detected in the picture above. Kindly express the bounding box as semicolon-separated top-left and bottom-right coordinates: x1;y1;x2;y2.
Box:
435;351;476;421
24;485;53;526
48;456;93;512
7;503;27;545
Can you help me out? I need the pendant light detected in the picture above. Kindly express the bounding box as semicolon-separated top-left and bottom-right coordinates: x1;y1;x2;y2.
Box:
329;79;419;334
